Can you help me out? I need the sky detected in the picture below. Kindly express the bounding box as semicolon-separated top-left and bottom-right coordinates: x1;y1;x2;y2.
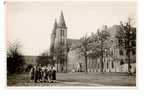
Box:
6;1;137;56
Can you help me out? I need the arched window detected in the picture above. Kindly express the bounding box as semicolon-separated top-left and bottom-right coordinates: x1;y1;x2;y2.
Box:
119;49;123;56
62;30;64;36
120;60;124;65
132;49;136;55
60;29;65;37
60;29;63;37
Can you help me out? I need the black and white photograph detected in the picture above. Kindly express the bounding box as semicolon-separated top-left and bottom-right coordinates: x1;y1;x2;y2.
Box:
6;1;136;87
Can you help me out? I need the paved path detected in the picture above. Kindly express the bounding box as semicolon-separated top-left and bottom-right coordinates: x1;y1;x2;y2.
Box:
51;81;103;86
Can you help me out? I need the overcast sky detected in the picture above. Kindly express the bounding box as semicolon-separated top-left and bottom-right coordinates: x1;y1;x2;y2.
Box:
6;1;137;56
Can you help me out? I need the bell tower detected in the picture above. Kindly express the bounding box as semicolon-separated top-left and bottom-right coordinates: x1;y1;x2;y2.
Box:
51;11;67;72
55;11;67;47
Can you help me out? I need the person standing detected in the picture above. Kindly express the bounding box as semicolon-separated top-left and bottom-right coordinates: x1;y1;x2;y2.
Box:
38;64;42;82
47;64;52;83
34;65;39;83
41;65;45;82
30;65;36;82
44;65;49;82
52;65;56;82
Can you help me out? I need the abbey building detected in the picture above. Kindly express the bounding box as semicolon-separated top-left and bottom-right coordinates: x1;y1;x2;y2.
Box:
50;11;136;73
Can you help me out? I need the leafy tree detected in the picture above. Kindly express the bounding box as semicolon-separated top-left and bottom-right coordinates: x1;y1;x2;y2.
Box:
88;33;99;69
116;17;136;73
94;28;110;72
77;34;90;73
77;27;110;73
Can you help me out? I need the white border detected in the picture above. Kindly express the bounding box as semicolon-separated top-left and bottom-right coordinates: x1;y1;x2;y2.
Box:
1;0;149;100
4;0;138;89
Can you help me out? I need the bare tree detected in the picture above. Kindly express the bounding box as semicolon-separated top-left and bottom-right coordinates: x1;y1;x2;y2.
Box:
7;41;25;74
36;50;51;66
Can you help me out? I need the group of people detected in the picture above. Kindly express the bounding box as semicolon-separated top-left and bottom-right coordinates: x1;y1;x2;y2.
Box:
30;64;56;83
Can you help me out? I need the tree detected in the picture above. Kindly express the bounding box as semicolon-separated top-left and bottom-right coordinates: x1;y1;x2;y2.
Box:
78;27;110;73
87;33;99;70
116;17;136;73
77;34;90;73
7;41;25;74
95;28;110;72
36;50;51;66
64;40;72;72
54;44;66;72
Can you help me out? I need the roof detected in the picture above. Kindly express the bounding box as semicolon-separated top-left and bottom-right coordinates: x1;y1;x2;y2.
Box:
57;11;67;28
51;19;57;35
67;38;81;50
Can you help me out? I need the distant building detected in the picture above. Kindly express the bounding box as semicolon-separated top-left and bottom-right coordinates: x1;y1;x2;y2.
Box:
23;56;37;65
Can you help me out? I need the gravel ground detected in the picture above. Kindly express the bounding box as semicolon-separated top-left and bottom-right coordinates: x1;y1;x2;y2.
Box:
7;72;136;87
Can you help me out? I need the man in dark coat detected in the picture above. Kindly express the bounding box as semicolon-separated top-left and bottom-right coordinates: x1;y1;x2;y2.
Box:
44;65;49;82
34;66;39;83
51;65;56;82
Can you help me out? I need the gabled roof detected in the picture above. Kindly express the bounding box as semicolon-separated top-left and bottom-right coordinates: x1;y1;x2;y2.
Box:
67;38;81;50
58;11;67;28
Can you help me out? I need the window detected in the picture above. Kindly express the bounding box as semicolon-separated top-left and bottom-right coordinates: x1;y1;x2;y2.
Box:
126;50;129;56
60;29;63;37
60;29;65;37
120;60;124;65
131;41;136;47
119;49;123;56
112;61;114;68
132;49;136;55
119;40;122;45
62;39;64;45
62;30;64;36
60;29;65;45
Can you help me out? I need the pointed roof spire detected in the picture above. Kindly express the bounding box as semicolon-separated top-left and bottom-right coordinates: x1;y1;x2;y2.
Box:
58;11;67;28
52;18;57;34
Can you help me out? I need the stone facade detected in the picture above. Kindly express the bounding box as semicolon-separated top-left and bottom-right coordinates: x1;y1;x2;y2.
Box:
67;25;136;73
50;12;136;73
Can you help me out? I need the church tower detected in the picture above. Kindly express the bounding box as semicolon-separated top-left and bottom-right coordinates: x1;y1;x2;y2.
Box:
55;11;67;47
50;11;67;72
50;19;57;58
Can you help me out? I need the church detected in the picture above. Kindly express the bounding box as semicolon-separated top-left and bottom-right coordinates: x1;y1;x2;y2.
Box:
50;11;68;72
50;11;136;73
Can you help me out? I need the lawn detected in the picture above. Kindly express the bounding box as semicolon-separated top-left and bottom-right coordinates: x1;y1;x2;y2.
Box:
7;72;136;87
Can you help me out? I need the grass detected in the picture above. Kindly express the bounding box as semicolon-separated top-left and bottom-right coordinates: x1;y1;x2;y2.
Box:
7;72;136;87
